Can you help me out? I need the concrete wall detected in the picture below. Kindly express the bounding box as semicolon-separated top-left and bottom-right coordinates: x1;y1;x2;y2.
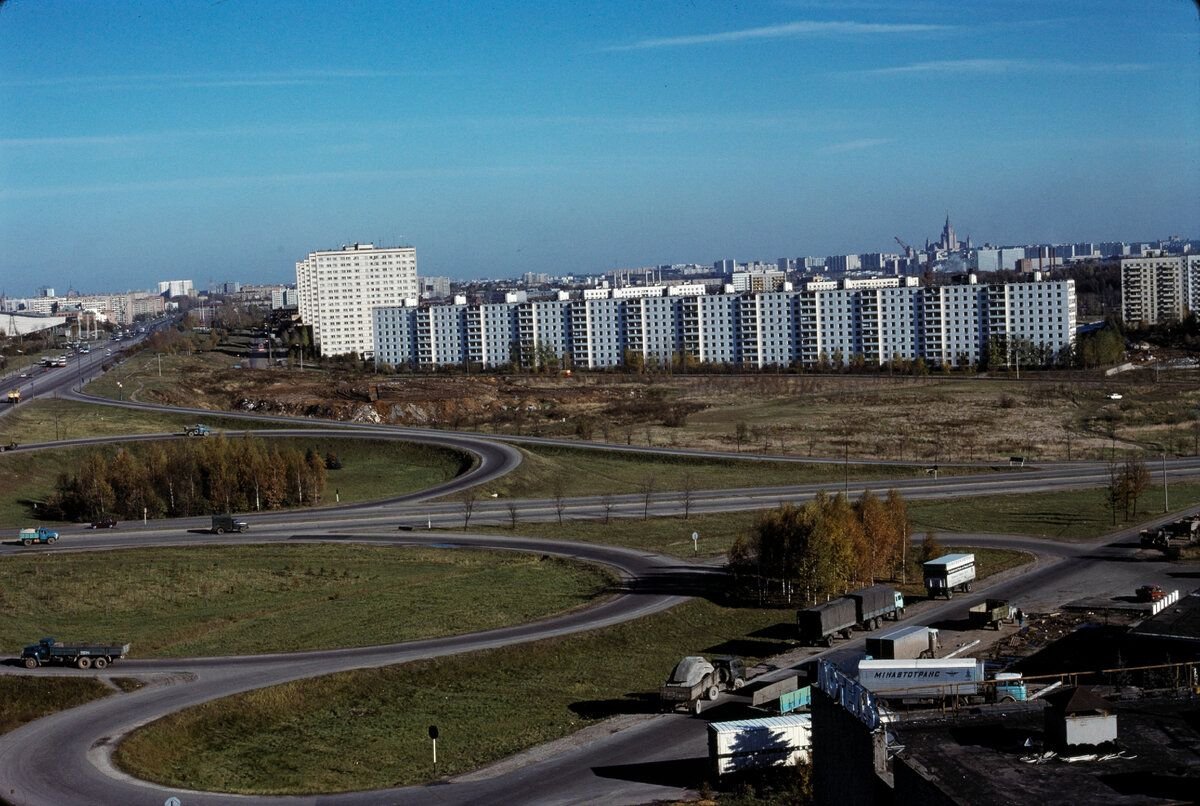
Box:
811;688;891;805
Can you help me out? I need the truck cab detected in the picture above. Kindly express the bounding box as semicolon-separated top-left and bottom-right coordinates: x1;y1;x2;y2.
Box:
993;672;1027;702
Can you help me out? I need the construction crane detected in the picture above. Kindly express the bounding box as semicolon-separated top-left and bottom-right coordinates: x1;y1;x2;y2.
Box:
894;236;914;259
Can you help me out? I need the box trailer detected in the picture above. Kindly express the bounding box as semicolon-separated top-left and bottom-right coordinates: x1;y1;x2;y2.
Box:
865;625;940;660
797;598;857;646
708;714;812;777
857;658;1026;703
847;584;905;629
923;553;976;599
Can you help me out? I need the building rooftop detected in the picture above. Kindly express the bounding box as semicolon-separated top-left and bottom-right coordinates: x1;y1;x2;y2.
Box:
894;695;1200;805
1130;589;1200;644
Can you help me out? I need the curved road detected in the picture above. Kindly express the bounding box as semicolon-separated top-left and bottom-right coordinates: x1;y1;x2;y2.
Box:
0;349;1197;804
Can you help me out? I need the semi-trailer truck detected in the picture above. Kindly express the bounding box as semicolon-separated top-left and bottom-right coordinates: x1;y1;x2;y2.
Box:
857;658;1026;704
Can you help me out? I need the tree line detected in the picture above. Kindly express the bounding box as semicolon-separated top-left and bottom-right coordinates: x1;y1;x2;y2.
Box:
728;489;909;606
43;436;328;522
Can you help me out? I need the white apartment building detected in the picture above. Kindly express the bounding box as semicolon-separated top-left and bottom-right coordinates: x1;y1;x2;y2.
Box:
1121;254;1200;325
158;280;194;298
296;243;418;357
373;278;1077;372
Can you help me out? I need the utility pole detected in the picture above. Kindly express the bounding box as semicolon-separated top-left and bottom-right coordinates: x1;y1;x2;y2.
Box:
1163;452;1169;513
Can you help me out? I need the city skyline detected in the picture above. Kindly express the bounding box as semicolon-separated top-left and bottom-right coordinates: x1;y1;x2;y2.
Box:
1;1;1197;297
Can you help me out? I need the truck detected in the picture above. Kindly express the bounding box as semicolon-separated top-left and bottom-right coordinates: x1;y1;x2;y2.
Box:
18;527;58;546
923;553;976;599
797;598;858;647
660;656;745;715
856;658;1027;704
20;637;130;670
1140;516;1199;556
210;514;248;534
847;584;905;629
183;424;211;437
968;598;1016;630
865;625;940;660
6;389;19;405
708;714;811;777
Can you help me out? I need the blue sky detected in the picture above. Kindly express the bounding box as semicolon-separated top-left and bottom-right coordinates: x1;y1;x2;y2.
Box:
1;0;1197;295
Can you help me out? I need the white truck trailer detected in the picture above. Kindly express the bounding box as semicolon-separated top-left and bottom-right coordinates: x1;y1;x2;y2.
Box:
923;553;976;599
707;714;812;777
857;658;1026;703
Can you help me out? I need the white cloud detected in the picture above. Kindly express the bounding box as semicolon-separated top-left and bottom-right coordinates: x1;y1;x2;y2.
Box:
817;138;891;154
856;59;1152;76
604;20;950;51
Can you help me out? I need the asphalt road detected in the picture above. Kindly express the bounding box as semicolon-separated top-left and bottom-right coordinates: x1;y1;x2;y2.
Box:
0;358;1197;805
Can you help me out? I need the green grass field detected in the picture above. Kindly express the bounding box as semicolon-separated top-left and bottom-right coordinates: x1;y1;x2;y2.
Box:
0;434;468;527
483;444;952;500
909;479;1200;540
0;398;290;445
0;676;113;736
0;545;613;657
113;544;1030;794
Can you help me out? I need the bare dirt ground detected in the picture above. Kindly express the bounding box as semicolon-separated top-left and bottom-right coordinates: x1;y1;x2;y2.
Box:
110;351;1200;463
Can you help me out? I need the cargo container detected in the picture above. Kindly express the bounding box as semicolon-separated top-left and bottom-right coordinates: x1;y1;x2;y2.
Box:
864;625;940;660
708;714;811;777
797;598;857;646
968;599;1015;630
923;553;976;599
857;658;1026;703
847;584;905;629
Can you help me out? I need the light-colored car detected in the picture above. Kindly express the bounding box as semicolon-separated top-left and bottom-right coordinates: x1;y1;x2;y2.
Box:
1107;392;1123;400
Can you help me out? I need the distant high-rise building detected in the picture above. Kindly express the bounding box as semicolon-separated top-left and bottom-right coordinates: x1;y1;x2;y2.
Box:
940;215;958;251
826;254;861;273
158;280;194;298
296;243;418;357
714;259;736;274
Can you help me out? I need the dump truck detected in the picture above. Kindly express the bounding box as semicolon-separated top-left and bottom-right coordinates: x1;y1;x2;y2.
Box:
183;424;211;437
865;625;940;660
18;527;58;546
856;658;1027;704
20;637;130;670
923;553;976;599
847;584;905;629
969;599;1016;630
210;514;248;534
660;656;745;714
708;714;811;777
797;598;858;646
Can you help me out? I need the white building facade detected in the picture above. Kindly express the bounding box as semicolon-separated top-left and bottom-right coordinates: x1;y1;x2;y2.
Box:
296;243;418;358
374;277;1076;371
1120;254;1200;325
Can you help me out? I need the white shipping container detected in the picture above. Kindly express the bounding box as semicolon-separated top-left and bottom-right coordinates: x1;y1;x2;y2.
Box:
707;714;812;776
857;658;984;697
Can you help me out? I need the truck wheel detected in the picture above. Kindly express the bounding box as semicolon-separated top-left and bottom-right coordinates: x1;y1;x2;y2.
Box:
733;678;745;690
692;699;703;715
23;658;36;669
215;527;225;535
76;657;92;669
824;635;834;647
22;539;32;546
93;657;108;670
706;685;720;701
238;527;247;533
